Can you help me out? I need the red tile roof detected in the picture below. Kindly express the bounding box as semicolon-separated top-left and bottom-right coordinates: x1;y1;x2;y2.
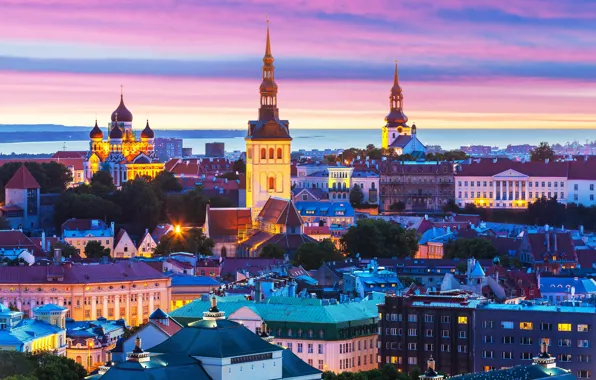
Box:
258;198;303;226
527;232;575;262
152;319;183;337
304;226;330;235
51;151;87;159
0;230;41;255
5;165;40;189
0;158;84;171
0;261;167;284
206;207;252;237
576;249;596;269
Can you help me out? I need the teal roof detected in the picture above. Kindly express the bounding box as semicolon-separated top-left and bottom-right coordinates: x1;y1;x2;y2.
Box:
0;319;63;346
282;349;322;378
170;297;253;326
150;319;283;358
453;364;574;380
34;304;68;313
470;260;485;277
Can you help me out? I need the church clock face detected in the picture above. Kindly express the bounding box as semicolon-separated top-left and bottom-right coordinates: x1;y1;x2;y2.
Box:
397;127;403;133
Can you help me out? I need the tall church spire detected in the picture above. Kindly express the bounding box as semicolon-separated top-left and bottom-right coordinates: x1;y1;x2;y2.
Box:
259;19;279;121
386;60;407;124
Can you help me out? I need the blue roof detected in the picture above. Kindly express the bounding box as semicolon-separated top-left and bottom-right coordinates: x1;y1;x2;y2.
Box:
0;319;63;346
34;304;67;313
540;277;596;294
169;274;221;287
294;201;355;218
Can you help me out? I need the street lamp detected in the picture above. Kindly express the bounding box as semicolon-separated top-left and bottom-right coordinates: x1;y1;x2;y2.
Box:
87;340;94;371
174;225;181;234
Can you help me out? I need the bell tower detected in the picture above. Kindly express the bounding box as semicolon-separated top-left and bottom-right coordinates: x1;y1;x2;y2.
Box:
382;61;410;149
245;21;292;219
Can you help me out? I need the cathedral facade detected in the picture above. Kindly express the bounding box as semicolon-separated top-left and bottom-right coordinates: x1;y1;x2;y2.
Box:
245;23;292;219
84;94;164;186
381;63;426;156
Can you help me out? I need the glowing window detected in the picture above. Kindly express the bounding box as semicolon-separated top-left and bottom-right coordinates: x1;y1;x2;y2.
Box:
520;322;533;330
458;316;468;324
558;323;572;332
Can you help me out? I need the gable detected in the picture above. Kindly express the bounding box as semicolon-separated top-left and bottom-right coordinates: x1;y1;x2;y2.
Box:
228;306;263;322
493;169;529;179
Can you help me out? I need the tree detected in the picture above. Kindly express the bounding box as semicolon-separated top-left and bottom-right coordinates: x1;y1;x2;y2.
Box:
444;238;498;259
50;241;78;259
442;199;460;213
0;216;11;230
389;201;406;212
112;178;162;236
151;170;182;194
0;352;85;380
527;196;565;226
40;162;73;192
53;192;121;230
340;219;418;259
232;158;246;174
260;244;285;258
154;228;214;256
530;141;555;162
294;239;344;270
349;185;364;208
84;240;111;259
89;170;116;197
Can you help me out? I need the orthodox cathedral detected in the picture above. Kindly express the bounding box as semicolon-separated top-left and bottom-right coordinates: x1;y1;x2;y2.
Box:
381;62;426;156
84;93;164;186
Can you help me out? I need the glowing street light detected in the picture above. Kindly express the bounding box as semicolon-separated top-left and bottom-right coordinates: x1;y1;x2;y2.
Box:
174;225;181;234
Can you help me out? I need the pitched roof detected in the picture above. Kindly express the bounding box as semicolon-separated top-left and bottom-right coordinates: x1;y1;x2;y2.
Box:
206;207;252;237
5;165;40;189
51;151;87;159
389;135;412;148
258;197;303;226
0;261;167;284
61;219;111;235
457;158;569;177
453;363;573;380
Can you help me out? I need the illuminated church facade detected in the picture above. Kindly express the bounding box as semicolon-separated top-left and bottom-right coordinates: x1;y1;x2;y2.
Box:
84;94;164;186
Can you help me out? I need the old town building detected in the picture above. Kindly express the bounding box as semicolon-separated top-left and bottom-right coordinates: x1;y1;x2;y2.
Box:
62;219;115;257
84;92;163;186
0;261;170;327
380;161;455;212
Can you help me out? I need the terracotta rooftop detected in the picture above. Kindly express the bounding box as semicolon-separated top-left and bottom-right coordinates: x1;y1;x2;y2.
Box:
258;197;303;226
206;207;252;237
5;165;40;189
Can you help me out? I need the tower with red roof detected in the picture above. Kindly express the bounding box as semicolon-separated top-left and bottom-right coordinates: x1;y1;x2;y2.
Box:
0;165;41;229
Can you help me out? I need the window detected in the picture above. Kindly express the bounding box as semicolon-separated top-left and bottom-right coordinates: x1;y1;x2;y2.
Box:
458;316;468;324
501;321;514;329
442;330;450;338
502;336;514;344
540;323;552;331
578;340;590;348
577;370;591;379
559;323;572;332
482;320;494;328
408;357;418;365
424;343;434;351
269;176;275;190
318;360;324;370
277;148;282;159
424;314;434;323
287;343;293;351
559;354;572;362
520;322;533;330
261;148;266;159
482;350;494;359
502;352;513;360
483;335;493;343
578;355;591;363
408;328;417;337
579;324;591;332
408;343;417;351
575;184;579;191
425;329;434;337
441;316;451;323
308;344;313;353
459;331;467;339
269;148;274;159
520;352;532;360
297;343;303;353
308;359;313;366
458;345;467;353
408;314;417;322
521;337;533;345
559;339;572;347
441;344;450;352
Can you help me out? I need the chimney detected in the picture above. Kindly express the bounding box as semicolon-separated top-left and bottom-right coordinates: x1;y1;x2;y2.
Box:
110;222;115;236
546;232;550;252
554;233;558;252
41;231;46;252
53;248;62;265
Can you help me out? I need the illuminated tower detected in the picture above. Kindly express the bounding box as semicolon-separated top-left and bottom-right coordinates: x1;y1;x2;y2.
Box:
382;61;410;149
245;21;292;219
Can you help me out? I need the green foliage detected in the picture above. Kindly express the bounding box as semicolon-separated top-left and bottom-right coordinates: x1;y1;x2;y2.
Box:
154;228;214;256
526;196;565;226
50;241;78;259
84;240;111;259
444;238;498;259
530;141;555;162
0;216;10;230
112;179;162;236
232;159;246;174
425;150;468;161
53;192;121;230
389;201;406;212
122;325;141;340
0;351;86;380
151;170;183;194
341;219;418;259
294;239;344;270
442;199;460;213
322;364;412;380
349;185;364;208
259;244;286;258
0;162;72;201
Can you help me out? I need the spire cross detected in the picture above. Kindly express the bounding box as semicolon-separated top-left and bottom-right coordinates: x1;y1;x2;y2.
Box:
120;84;124;97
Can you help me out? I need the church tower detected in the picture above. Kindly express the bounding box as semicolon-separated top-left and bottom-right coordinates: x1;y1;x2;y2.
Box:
382;61;410;149
245;22;292;219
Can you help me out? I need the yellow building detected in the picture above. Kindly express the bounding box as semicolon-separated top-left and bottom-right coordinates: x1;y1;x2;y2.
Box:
62;218;114;257
245;24;292;219
84;91;163;187
0;261;171;327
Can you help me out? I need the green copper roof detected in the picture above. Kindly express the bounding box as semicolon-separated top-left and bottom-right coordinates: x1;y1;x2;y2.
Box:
454;364;574;380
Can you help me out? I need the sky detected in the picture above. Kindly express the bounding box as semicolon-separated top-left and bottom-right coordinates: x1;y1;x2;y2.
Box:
0;0;595;130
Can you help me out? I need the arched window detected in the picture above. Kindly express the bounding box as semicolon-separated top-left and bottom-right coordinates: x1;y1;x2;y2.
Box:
333;183;337;189
277;148;282;159
269;148;274;159
261;148;266;159
76;356;82;364
269;176;275;190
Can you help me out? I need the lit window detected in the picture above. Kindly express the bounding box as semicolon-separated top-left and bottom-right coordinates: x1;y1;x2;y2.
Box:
559;323;572;332
501;321;514;329
578;324;590;332
458;316;468;324
520;322;533;330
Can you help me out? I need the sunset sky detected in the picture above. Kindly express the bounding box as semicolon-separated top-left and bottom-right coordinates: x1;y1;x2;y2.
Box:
0;0;595;130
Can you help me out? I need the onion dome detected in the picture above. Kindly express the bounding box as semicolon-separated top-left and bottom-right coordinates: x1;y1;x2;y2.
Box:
109;125;123;139
141;120;154;139
90;120;103;139
111;94;133;123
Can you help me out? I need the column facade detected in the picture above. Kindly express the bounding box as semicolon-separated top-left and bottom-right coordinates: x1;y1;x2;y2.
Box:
91;296;97;320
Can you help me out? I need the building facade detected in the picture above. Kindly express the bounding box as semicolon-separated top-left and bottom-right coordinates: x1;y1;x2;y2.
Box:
62;219;115;257
378;290;482;375
0;165;41;229
380;161;455;212
245;25;292;219
84;93;163;186
0;261;171;327
154;138;183;161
